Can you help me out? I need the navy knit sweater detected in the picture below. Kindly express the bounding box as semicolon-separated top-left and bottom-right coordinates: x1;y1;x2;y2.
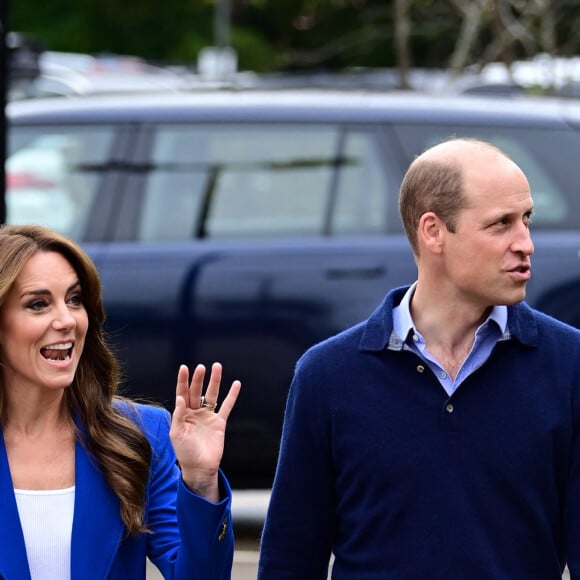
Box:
259;287;580;580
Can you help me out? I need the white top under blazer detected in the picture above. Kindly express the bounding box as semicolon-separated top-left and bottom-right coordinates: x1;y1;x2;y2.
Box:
14;486;75;580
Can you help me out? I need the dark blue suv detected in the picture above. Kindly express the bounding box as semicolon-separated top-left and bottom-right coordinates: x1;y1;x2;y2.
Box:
7;90;580;487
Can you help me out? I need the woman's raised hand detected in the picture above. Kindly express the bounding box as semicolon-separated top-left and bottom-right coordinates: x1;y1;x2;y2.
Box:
170;362;241;502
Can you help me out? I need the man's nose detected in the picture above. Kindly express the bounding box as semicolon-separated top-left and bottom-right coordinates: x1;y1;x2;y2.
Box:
513;223;534;256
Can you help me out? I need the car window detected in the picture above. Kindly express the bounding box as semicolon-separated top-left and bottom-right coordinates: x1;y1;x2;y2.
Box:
137;124;390;240
332;131;389;235
7;126;117;240
392;124;580;229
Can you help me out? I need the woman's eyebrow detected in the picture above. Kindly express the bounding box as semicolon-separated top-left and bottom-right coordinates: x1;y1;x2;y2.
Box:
19;279;81;299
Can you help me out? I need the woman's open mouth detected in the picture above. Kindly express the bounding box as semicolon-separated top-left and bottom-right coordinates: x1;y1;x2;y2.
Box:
40;341;73;361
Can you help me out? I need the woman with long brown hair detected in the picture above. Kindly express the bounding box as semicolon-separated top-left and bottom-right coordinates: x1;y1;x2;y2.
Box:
0;224;240;579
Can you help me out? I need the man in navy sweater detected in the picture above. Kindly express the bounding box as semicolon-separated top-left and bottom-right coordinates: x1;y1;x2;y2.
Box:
258;137;580;579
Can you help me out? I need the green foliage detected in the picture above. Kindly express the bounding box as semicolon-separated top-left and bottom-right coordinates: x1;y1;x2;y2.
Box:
75;0;211;60
8;0;580;73
10;0;213;60
231;28;280;72
10;0;88;52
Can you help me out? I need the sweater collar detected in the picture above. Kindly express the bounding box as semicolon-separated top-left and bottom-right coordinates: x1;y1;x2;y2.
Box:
360;285;539;352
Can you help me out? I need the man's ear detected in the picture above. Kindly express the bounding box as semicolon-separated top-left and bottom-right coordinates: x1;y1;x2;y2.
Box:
417;212;445;255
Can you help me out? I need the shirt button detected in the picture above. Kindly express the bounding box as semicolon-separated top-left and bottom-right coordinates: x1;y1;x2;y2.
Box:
416;365;424;373
446;403;454;413
440;371;447;379
413;334;419;342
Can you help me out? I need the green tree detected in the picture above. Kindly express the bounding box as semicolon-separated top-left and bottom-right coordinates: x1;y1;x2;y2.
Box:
9;0;580;75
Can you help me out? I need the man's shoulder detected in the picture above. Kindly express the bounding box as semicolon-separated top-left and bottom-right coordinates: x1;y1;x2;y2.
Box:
300;319;367;367
509;301;580;348
296;286;409;373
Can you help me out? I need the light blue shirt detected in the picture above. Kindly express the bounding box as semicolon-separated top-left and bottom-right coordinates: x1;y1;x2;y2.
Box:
392;283;509;396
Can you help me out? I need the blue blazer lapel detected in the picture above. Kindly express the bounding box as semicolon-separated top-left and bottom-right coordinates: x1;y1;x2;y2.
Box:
0;429;32;580
70;440;124;579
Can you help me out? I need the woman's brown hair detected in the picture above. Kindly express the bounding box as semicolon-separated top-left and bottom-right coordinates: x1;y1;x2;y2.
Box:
0;224;151;535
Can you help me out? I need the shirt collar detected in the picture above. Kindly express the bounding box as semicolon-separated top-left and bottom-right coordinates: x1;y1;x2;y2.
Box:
392;282;508;349
360;286;538;352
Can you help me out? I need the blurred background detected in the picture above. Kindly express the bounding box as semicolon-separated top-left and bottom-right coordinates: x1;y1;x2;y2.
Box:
3;2;580;578
5;0;580;99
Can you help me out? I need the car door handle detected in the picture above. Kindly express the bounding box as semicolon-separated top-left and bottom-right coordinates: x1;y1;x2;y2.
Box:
325;266;386;280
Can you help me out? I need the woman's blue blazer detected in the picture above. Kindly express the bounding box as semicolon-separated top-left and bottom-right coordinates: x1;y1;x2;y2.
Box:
0;403;234;579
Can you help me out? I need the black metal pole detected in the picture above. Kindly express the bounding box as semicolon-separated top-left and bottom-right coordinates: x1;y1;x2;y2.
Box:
0;0;8;224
